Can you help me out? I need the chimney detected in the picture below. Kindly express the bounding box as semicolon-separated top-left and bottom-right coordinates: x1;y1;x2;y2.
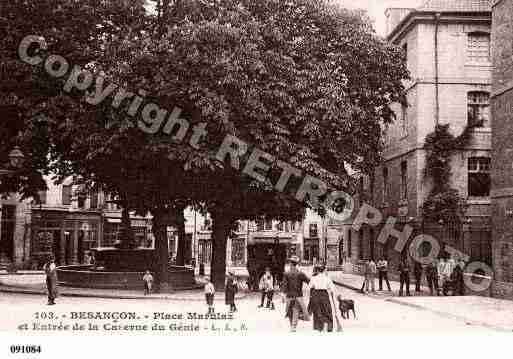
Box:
385;8;413;36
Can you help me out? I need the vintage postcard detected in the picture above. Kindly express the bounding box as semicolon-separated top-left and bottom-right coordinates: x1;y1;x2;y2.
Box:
1;0;512;357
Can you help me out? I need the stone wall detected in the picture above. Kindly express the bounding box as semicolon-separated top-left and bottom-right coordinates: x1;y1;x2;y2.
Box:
491;0;513;298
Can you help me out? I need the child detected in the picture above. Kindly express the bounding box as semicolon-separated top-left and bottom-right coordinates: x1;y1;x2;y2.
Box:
143;270;154;295
258;267;275;310
204;277;215;314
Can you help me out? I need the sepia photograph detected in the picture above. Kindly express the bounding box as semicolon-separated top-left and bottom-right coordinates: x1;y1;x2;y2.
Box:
0;0;512;356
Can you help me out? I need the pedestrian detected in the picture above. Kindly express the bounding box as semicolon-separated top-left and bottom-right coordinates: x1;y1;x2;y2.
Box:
367;259;377;292
377;256;392;291
438;257;450;295
204;277;215;314
258;267;275;310
414;260;423;293
225;271;238;312
398;257;411;296
360;259;376;293
451;263;465;296
308;264;336;332
143;270;154;295
360;259;369;293
282;256;310;332
425;260;438;296
43;256;58;305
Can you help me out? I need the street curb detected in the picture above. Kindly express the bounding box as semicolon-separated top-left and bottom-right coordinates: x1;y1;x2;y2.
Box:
332;279;361;292
385;297;512;333
0;285;250;302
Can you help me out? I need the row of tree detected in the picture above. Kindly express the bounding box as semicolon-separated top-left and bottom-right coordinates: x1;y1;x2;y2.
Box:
0;0;408;289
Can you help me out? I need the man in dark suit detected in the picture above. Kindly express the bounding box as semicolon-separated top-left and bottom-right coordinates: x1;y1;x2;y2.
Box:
282;256;310;332
43;255;58;305
398;257;411;296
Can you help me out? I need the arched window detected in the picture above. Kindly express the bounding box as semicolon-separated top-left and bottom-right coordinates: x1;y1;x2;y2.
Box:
467;91;490;127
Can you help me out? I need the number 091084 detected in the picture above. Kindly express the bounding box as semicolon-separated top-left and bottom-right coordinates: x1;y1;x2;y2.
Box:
10;345;41;354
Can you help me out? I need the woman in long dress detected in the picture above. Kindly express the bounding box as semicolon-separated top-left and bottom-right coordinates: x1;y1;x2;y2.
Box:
308;265;335;332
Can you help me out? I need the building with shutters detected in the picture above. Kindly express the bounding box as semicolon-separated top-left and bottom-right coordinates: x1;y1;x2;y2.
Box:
343;0;493;275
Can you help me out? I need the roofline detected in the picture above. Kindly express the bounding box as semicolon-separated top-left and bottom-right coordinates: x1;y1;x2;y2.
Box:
387;10;492;43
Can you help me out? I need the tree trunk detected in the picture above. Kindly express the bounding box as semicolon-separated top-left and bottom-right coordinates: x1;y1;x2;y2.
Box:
174;204;187;266
211;210;232;290
152;208;169;291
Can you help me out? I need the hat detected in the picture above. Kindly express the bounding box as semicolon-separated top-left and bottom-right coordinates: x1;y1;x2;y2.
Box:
288;256;300;264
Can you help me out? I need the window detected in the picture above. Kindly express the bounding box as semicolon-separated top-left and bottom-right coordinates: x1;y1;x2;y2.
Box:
256;219;264;231
382;167;389;203
77;193;86;208
401;103;408;137
468;157;491;197
277;221;283;231
36;190;47;205
290;221;296;231
370;175;375;202
468;91;490;127
347;229;352;258
359;228;364;260
309;223;318;238
467;33;490;63
62;185;72;205
400;161;408;200
264;219;273;231
90;191;98;209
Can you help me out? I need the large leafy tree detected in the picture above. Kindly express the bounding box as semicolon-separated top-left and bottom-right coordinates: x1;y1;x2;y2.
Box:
0;0;148;196
2;0;407;291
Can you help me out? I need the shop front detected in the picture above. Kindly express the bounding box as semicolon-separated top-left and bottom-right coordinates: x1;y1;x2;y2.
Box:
30;210;101;268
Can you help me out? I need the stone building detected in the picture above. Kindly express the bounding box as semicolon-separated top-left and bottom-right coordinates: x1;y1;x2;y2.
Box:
491;0;513;298
345;0;493;273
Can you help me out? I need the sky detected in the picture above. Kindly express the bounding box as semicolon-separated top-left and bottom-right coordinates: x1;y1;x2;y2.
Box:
335;0;424;35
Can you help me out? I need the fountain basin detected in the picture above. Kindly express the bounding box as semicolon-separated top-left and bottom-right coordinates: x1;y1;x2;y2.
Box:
56;265;197;290
56;248;197;290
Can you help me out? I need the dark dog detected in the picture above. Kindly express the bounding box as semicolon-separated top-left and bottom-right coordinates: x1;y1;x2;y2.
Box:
337;296;356;319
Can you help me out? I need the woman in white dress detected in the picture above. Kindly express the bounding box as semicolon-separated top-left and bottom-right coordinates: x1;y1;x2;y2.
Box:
308;265;337;332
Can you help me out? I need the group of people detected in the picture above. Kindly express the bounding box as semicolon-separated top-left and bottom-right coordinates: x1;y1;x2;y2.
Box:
203;272;239;314
360;257;392;293
281;256;341;332
359;255;466;297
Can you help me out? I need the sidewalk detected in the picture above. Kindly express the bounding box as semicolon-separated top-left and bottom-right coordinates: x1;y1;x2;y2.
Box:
0;273;248;301
387;296;513;332
329;271;431;297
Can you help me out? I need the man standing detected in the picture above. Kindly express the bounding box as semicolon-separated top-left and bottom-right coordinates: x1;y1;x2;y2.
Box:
367;259;377;293
438;257;450;295
377;256;391;291
282;256;310;332
414;260;423;293
43;256;58;305
398;257;411;296
425;260;438;296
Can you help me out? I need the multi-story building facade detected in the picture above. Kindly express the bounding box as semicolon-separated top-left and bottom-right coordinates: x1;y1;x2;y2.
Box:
491;0;513;299
344;0;493;273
